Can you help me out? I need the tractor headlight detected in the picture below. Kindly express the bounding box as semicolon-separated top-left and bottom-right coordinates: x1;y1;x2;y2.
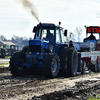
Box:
29;52;32;55
49;44;54;53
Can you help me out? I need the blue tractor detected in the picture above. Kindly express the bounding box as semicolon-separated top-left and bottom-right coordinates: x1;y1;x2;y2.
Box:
9;22;78;78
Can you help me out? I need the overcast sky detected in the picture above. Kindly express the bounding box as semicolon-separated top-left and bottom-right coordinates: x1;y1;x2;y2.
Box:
0;0;100;40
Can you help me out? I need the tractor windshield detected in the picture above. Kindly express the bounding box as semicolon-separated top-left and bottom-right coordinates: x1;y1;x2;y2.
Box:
35;27;54;43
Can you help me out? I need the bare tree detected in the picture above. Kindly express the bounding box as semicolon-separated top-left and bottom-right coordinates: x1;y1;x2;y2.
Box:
23;36;28;40
68;32;77;42
11;35;19;44
75;27;83;42
0;35;7;41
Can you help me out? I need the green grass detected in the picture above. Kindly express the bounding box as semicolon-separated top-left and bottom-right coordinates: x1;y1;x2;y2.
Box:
0;66;9;68
5;56;11;59
0;63;9;68
88;98;100;100
0;63;9;65
88;94;100;100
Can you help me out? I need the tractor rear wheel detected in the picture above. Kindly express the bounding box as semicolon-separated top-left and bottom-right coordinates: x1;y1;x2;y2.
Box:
9;51;27;76
67;48;78;77
43;54;60;78
58;46;69;76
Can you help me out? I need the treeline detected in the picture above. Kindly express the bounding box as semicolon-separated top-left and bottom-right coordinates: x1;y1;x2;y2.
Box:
0;35;33;50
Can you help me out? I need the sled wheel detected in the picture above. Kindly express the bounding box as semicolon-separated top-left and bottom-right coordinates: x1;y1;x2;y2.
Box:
43;54;60;78
9;51;26;76
97;63;100;72
67;48;78;77
90;57;98;72
90;64;97;72
96;57;100;72
98;63;100;72
79;60;85;74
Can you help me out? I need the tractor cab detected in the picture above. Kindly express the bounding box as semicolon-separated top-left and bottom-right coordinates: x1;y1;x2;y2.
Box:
34;23;55;43
29;22;67;54
33;22;67;43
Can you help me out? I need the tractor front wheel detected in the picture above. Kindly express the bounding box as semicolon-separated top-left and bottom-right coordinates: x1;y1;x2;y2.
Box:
9;51;26;76
43;54;60;78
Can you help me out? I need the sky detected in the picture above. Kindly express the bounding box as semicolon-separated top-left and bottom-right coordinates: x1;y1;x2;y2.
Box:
0;0;100;41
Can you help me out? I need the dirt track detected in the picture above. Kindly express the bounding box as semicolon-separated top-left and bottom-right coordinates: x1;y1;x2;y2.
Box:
0;68;100;100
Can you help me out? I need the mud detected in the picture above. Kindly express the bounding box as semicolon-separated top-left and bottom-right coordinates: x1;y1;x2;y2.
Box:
34;80;100;100
0;68;100;100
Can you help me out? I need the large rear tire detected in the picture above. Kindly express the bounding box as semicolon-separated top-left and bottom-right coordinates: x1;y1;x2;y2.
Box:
9;51;26;76
43;54;60;78
67;48;78;77
58;46;69;76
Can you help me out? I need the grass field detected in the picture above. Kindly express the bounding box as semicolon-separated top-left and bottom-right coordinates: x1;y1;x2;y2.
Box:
0;63;9;68
5;56;11;59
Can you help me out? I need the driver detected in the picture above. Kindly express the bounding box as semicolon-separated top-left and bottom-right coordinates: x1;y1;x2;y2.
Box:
85;33;96;40
69;40;74;48
46;30;54;42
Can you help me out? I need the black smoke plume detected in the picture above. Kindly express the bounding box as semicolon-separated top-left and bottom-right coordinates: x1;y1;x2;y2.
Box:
21;0;40;22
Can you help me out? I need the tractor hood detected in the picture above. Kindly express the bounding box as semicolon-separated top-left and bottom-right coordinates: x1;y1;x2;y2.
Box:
29;40;49;53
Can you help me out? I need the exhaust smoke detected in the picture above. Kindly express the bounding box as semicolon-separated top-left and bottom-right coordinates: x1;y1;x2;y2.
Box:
21;0;40;22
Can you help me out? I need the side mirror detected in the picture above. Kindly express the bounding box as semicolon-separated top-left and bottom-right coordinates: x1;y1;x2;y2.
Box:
64;30;67;36
33;26;36;33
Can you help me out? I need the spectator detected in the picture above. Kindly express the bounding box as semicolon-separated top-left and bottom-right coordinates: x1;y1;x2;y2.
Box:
69;40;74;48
